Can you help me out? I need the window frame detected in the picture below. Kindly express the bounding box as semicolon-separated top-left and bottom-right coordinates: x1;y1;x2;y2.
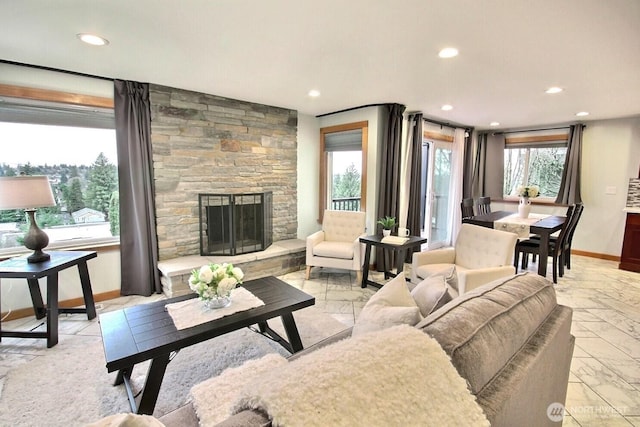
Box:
318;121;368;223
502;133;569;204
0;84;119;258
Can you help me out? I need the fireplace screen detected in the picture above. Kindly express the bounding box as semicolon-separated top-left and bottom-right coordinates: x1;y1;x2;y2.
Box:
199;192;273;256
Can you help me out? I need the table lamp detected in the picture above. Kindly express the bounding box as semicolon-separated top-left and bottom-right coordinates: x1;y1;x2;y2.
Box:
0;176;56;263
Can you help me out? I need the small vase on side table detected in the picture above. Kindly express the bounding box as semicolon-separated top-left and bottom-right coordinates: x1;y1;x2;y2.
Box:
518;197;531;218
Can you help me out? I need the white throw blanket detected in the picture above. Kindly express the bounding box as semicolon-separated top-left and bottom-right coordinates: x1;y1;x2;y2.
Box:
191;324;489;426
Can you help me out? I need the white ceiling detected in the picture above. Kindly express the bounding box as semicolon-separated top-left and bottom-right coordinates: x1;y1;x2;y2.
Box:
1;0;639;130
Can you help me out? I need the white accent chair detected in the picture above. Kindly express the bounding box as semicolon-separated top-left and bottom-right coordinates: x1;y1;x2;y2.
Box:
411;223;518;296
305;210;367;281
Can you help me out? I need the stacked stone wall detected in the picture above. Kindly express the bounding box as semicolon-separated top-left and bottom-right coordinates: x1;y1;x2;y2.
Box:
149;85;298;260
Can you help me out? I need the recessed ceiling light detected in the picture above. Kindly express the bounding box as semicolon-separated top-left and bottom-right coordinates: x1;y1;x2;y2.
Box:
576;111;589;117
77;33;109;46
441;104;453;111
308;89;320;97
438;47;459;58
545;87;563;94
490;122;500;127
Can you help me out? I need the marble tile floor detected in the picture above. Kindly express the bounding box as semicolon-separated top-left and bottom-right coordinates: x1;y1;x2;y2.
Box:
0;255;639;426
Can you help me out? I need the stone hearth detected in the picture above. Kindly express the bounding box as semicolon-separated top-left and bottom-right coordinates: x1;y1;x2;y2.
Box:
157;239;305;297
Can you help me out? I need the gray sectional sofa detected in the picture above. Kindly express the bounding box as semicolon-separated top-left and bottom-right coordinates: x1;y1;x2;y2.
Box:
159;272;574;427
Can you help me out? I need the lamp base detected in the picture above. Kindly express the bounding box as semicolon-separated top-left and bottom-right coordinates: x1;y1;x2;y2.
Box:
27;249;51;264
23;209;51;264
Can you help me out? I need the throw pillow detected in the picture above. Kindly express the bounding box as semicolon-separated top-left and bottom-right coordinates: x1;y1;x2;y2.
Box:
352;272;422;336
411;275;453;317
416;263;458;293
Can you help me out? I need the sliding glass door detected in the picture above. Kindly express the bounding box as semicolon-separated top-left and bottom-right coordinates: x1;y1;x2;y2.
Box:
421;140;453;249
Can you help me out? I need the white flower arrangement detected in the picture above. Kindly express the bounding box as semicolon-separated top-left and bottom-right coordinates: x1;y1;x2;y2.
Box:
517;185;540;198
189;263;244;301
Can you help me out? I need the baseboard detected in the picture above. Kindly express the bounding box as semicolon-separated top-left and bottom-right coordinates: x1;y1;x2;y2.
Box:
571;249;620;262
1;289;122;322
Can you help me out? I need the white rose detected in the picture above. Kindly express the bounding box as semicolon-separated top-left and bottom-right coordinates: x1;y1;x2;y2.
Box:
198;265;214;284
231;267;244;281
217;277;237;294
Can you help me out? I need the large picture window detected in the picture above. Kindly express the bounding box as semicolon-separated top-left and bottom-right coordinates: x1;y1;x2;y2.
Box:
0;86;118;256
503;133;568;201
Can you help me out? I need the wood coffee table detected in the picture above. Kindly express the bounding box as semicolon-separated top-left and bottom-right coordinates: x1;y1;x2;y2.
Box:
99;276;314;415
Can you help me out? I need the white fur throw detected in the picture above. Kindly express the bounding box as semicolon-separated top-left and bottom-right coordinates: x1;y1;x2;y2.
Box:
191;353;288;425
231;325;490;427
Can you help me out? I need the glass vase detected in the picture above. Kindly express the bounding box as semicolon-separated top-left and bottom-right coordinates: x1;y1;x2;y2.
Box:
203;292;232;309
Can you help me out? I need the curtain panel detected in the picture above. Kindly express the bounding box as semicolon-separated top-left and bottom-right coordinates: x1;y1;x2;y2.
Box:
404;113;423;262
472;132;505;200
556;124;583;205
114;80;161;296
375;103;406;271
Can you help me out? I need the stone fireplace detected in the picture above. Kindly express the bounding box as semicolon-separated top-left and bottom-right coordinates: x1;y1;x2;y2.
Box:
199;192;273;256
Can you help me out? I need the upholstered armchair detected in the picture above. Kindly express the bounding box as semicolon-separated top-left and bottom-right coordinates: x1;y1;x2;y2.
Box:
305;210;367;280
410;223;518;296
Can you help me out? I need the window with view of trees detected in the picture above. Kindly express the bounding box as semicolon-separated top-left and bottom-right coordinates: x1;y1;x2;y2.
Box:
0;89;118;254
503;133;568;200
319;122;368;220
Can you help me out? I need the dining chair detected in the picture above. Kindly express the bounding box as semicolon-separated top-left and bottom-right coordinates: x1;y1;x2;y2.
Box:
530;203;584;270
461;198;475;219
514;205;575;284
476;196;491;215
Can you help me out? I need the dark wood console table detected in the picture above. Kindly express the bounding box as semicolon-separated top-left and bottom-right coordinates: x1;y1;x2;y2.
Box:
359;235;428;289
0;250;97;348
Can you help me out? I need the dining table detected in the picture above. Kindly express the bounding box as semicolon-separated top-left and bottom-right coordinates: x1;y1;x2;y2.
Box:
463;211;566;278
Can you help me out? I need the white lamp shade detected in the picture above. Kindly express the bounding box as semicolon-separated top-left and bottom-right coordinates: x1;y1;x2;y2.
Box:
0;176;56;210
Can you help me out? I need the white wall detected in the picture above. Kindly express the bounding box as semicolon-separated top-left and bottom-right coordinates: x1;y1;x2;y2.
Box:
296;113;321;239
576;117;640;256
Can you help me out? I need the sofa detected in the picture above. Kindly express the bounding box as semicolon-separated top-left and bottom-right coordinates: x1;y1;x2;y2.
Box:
411;223;518;296
155;272;574;427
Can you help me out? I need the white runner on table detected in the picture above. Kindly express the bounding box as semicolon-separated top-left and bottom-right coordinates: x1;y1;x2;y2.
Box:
165;287;265;330
494;213;550;238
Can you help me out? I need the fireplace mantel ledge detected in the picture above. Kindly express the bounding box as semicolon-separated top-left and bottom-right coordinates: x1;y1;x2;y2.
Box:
158;239;305;279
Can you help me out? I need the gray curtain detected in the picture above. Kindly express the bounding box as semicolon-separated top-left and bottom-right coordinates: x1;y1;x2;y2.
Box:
376;103;406;271
472;132;505;199
556;124;583;204
462;129;475;198
114;80;161;296
405;113;423;262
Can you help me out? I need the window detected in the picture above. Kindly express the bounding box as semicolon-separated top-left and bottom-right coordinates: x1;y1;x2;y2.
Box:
319;122;368;221
0;86;118;255
503;133;568;201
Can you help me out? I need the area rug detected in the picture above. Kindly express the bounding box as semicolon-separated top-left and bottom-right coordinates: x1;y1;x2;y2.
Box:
0;306;348;427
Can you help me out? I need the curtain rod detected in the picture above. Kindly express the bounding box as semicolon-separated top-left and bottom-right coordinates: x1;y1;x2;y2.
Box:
422;116;471;132
0;60;114;82
316;103;396;118
493;124;585;135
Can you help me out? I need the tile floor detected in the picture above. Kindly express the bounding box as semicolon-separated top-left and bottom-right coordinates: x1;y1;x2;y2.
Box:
1;255;639;426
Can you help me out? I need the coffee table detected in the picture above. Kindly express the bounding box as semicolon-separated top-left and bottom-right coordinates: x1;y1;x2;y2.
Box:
99;276;314;415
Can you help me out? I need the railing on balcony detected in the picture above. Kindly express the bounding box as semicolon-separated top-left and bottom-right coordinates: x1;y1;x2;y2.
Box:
331;197;361;211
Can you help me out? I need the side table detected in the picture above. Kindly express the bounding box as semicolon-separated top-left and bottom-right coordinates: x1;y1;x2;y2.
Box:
0;250;97;347
359;235;427;289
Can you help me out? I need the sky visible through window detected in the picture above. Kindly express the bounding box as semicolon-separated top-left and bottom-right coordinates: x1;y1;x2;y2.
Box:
1;122;117;167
